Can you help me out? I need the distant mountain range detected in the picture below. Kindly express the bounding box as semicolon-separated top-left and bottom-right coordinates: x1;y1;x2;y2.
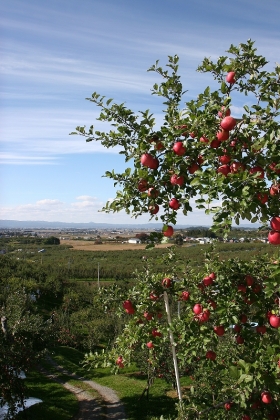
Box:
0;219;260;230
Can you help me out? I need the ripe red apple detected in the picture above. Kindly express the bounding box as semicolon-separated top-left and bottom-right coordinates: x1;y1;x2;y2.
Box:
149;204;159;214
220;116;236;131
218;106;231;118
241;415;251;420
261;391;273;404
269;162;280;174
149;292;158;301
162;277;172;288
238;284;247;293
151;328;162;337
199;309;210;323
140;153;159;169
268;230;280;245
148;187;159;198
206;350;216;360
197;155;204;165
230;161;245;173
256;325;267;334
214;325;225;336
236;335;244;344
216;129;229;141
270;217;280;231
252;284;262;293
208;299;217;309
170;174;184;186
146;341;154;349
123;300;135;314
209;272;216;280
270;184;280;196
200;135;209;143
210;139;221;148
245;275;254;286
169;198;180;210
193;304;203;315
224;402;232;410
256;192;269;204
138;179;148;192
144;311;153;321
240;314;248;323
249;166;265;179
173;141;186;156
163;225;174;237
233;324;242;333
188;162;200;174
269;314;280;328
217;164;230;176
180;291;190;301
226;71;236;84
203;276;213;286
219;154;231;165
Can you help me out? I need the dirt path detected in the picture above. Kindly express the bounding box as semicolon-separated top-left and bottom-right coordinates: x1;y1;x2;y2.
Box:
39;357;126;420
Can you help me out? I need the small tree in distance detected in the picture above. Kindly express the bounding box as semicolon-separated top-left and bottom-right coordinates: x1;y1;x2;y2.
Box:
73;40;280;419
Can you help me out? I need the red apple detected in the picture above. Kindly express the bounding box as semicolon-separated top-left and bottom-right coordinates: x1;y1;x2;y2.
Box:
173;141;186;156
268;230;280;245
148;187;159;198
269;315;280;328
149;204;159;214
224;402;232;410
151;328;162;337
203;276;213;286
200;135;209;143
138;179;148;192
180;291;190;301
150;292;159;301
208;299;217;309
230;161;245;173
206;350;216;360
236;335;244;344
270;184;280;196
193;304;203;315
249;166;265;179
233;324;242;333
146;341;154;349
219;154;231;165
144;312;153;321
242;415;251;420
226;71;236;84
270;217;280;231
216;129;229;141
220;116;236;131
261;391;273;404
162;277;172;288
199;309;210;323
238;284;247;293
218;106;231;118
240;314;248;323
256;192;269;204
245;275;254;286
170;174;184;186
140;153;159;169
123;300;135;314
210;139;221;148
217;164;230;176
169;198;180;210
197;155;204;165
214;325;225;336
269;162;280;174
154;141;164;151
188;162;200;174
256;325;267;334
163;225;174;237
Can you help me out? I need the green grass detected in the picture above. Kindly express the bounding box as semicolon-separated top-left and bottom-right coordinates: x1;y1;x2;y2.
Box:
15;369;78;420
47;346;189;420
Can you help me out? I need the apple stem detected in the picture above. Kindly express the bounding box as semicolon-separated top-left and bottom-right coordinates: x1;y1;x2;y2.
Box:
163;291;183;403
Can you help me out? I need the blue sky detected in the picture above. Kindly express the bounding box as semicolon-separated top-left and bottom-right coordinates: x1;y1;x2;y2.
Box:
1;0;279;225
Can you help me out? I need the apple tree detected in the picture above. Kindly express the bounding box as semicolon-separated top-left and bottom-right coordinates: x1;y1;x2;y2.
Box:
74;40;280;418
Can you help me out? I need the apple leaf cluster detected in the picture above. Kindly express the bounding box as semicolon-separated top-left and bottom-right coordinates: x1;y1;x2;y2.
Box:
72;40;280;237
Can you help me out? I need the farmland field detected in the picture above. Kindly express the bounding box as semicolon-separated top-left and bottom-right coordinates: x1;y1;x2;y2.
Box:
61;239;174;251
